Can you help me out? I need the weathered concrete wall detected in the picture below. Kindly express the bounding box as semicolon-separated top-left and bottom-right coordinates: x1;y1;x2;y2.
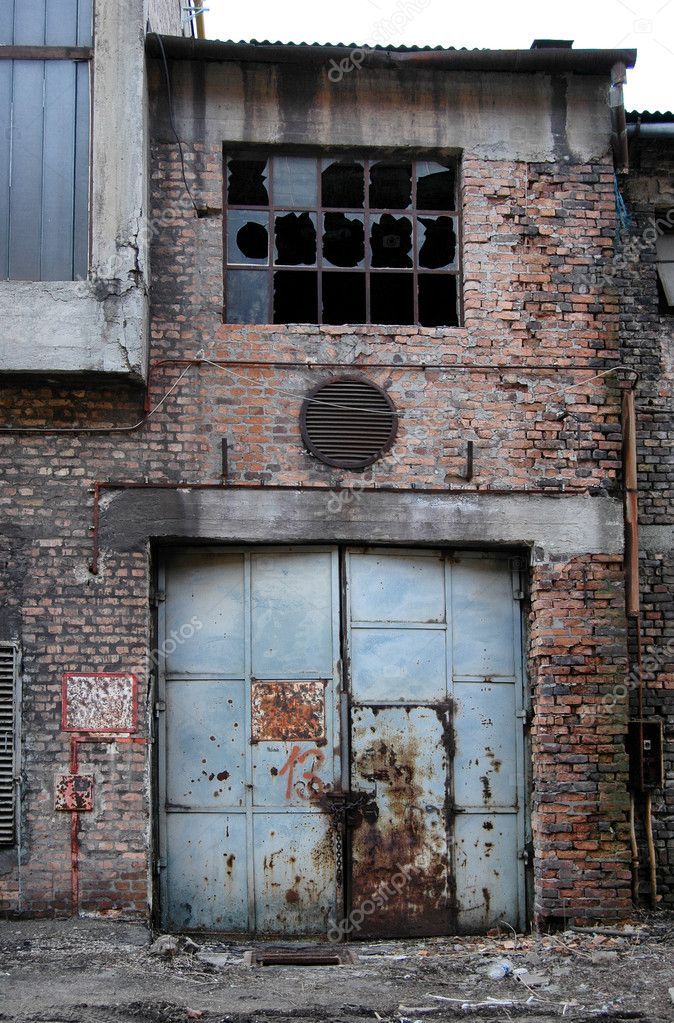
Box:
149;60;613;165
0;0;156;380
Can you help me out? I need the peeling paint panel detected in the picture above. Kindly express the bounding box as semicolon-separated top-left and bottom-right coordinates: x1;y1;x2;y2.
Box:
350;704;449;937
454;813;520;934
453;681;518;809
350;628;447;703
253;812;336;934
163;552;245;678
251;680;326;742
54;773;94;811
165;812;248;932
62;673;136;732
452;558;516;677
166;680;246;808
349;552;446;623
251;551;334;677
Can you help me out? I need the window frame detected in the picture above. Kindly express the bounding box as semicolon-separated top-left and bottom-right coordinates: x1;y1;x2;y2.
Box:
222;145;463;328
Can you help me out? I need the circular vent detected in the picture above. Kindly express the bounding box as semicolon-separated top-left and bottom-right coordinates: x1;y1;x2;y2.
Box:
300;376;398;470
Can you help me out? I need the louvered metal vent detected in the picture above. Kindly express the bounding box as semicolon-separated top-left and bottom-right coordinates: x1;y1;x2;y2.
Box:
300;376;398;470
0;644;18;845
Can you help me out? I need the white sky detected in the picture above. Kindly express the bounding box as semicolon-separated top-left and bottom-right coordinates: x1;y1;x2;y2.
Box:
202;0;673;112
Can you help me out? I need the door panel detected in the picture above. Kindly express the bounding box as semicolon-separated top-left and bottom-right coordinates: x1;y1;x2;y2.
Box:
346;549;525;937
165;680;247;808
165;812;248;932
350;627;447;702
160;548;341;934
253;813;337;933
350;704;449;936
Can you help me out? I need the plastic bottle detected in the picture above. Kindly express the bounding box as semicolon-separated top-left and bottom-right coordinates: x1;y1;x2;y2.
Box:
487;959;513;980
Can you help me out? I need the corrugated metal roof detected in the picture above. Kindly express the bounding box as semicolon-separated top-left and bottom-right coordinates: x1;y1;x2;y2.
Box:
209;39;471;51
146;35;637;72
627;109;674;123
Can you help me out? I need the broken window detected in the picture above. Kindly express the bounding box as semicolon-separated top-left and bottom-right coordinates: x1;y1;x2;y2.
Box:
655;219;674;312
225;153;460;326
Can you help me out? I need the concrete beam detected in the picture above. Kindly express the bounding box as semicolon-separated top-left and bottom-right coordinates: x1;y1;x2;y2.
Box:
100;487;624;560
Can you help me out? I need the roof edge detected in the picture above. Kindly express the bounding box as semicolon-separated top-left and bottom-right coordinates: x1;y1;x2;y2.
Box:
145;35;637;73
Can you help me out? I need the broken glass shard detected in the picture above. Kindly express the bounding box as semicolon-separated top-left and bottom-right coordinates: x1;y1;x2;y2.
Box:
418;216;456;269
416;161;456;211
370;214;413;268
227;210;269;264
274;211;317;266
227;158;269;206
321;159;365;209
322;212;365;268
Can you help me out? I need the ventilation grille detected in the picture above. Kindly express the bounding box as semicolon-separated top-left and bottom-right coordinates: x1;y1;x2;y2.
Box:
300;377;398;469
0;644;17;846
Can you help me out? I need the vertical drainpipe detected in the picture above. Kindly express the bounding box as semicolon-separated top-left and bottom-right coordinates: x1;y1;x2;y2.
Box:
622;385;658;907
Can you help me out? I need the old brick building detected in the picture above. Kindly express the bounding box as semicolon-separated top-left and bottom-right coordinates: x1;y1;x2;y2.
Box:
0;16;671;935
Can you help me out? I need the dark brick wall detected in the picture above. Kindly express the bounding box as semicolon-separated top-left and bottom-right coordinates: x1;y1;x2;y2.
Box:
620;138;674;907
0;136;636;924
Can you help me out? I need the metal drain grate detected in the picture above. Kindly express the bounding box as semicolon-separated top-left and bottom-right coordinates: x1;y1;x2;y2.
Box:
244;949;359;967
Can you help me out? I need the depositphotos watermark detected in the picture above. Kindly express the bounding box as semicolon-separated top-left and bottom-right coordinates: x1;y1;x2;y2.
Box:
328;0;431;82
327;860;421;941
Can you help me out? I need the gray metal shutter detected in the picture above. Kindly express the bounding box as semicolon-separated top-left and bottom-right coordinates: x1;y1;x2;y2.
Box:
0;643;18;845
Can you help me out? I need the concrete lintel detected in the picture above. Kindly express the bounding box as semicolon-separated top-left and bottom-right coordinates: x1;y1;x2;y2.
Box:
0;281;148;379
101;487;624;559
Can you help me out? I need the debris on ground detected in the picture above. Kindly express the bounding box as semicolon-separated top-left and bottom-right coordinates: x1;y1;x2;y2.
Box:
0;911;673;1022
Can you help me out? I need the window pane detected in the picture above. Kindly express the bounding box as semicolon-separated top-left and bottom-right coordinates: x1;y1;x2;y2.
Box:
274;270;318;323
227;269;269;323
370;214;413;268
418;216;456;270
274;211;317;266
416;161;456;211
322;212;365;268
227;210;269;265
371;273;414;325
322;272;366;324
321;159;364;209
369;161;412;210
227;158;269;206
419;274;458;327
273;156;317;207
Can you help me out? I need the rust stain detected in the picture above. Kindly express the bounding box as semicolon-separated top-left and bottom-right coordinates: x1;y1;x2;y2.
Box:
349;714;449;938
55;773;94;812
251;679;326;742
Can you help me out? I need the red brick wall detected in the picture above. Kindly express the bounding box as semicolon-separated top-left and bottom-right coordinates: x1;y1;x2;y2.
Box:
0;140;634;923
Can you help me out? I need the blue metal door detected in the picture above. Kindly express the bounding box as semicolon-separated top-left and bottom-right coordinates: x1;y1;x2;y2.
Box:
158;548;342;933
346;549;526;936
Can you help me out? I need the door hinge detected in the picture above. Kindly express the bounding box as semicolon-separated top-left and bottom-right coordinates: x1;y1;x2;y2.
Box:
154;699;166;716
150;590;166;608
155;857;167;873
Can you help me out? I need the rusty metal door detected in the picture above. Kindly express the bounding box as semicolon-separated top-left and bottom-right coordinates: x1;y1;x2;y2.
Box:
158;547;342;934
346;549;526;936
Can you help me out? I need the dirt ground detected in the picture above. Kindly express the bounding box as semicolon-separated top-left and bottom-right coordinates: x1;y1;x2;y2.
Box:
1;914;673;1023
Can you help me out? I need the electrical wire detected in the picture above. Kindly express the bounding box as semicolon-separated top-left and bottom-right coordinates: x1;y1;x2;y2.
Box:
0;356;635;434
150;32;199;215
